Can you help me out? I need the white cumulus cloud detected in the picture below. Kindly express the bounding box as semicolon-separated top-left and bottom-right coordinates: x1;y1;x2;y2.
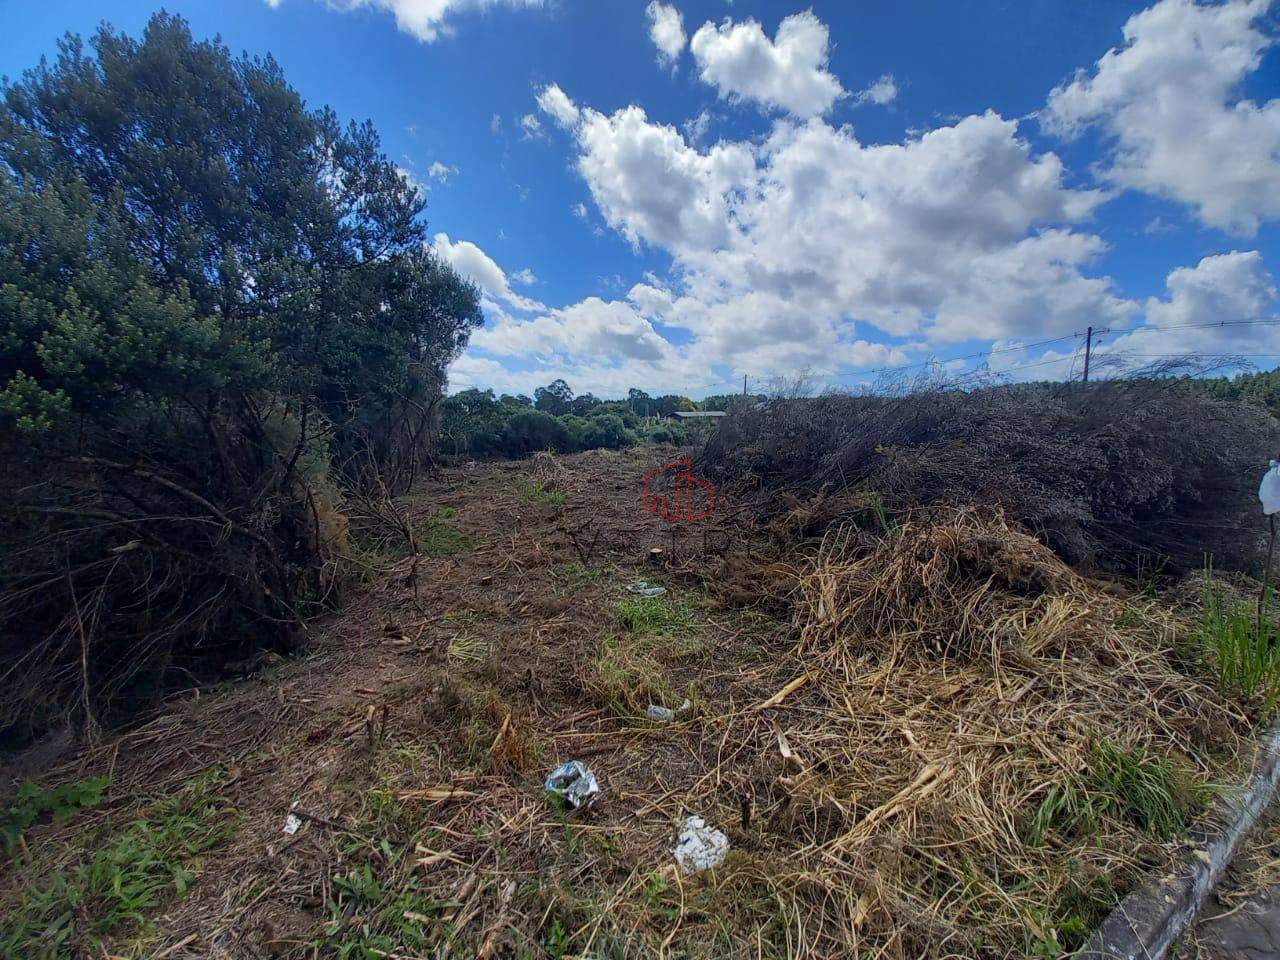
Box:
854;73;898;106
690;11;845;117
427;160;457;182
575;104;753;253
473;297;675;364
645;2;687;67
535;83;580;129
431;232;546;313
1110;250;1280;358
519;113;545;140
1044;0;1280;236
569;105;1121;357
290;0;543;42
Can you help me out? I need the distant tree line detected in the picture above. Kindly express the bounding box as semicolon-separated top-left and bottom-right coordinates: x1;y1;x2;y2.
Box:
1192;368;1280;415
442;379;764;457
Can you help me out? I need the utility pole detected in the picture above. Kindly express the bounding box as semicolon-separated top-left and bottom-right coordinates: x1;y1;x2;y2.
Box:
743;374;748;397
1082;326;1093;383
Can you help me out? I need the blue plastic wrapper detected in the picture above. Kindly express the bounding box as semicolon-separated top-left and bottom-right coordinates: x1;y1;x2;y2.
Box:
544;760;600;809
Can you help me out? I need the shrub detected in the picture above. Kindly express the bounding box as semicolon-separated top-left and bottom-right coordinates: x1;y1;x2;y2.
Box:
581;413;635;449
501;410;571;456
0;14;482;739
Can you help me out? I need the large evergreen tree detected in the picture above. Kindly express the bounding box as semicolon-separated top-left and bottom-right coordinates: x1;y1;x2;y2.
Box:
0;14;482;737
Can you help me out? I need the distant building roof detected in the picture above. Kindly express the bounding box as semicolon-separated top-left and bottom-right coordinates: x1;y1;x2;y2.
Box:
667;410;726;419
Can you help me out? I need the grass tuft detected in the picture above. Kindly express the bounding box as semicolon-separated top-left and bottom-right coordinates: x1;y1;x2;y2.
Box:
516;479;566;506
416;519;476;557
1197;570;1280;716
0;769;238;958
447;633;490;662
617;594;697;634
1030;740;1200;844
581;634;672;714
442;608;481;625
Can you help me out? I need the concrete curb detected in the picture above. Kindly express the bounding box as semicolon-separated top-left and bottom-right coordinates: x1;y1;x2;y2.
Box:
1077;721;1280;960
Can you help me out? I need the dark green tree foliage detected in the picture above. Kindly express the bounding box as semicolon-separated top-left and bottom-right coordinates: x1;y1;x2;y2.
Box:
702;393;766;411
441;383;679;457
0;15;481;737
534;377;574;415
1194;369;1280;415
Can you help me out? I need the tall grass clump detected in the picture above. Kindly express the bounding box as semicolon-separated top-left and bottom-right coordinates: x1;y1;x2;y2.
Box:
1198;571;1280;716
1028;740;1197;844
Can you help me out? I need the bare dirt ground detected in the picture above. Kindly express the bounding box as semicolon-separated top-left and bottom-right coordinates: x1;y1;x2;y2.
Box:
2;446;795;959
3;445;1265;960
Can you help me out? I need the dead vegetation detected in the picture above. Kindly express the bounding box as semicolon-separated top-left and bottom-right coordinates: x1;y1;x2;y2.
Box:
698;379;1277;575
0;446;1272;959
740;506;1248;955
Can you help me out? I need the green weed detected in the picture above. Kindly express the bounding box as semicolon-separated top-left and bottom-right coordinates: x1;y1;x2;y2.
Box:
1027;780;1096;846
868;493;900;538
545;918;572;959
320;861;450;959
0;769;238;959
553;560;606;585
2;776;109;853
1197;570;1280;715
516;479;565;506
617;594;697;634
1024;871;1115;957
1135;554;1167;599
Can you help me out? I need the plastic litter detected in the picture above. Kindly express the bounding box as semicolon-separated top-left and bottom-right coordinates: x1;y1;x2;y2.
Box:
282;812;302;835
544;760;600;810
626;580;667;597
1261;461;1280;516
647;698;692;722
671;815;729;874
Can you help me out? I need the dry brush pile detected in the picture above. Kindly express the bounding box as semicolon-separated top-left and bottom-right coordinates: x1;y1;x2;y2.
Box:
697;380;1278;575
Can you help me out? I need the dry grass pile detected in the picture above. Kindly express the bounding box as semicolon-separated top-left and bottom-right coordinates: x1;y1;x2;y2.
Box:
726;506;1250;956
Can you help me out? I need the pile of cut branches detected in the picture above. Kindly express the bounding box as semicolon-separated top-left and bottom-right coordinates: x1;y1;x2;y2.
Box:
698;379;1277;574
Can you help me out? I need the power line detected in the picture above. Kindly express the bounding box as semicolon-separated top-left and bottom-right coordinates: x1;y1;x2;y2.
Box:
1094;318;1280;338
761;317;1280;391
673;316;1280;398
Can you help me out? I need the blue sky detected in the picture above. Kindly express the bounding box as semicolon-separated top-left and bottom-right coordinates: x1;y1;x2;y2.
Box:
4;0;1279;397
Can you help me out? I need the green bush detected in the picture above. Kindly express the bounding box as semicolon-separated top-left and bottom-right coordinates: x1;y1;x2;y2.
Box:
502;409;571;456
441;387;691;458
0;14;482;738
